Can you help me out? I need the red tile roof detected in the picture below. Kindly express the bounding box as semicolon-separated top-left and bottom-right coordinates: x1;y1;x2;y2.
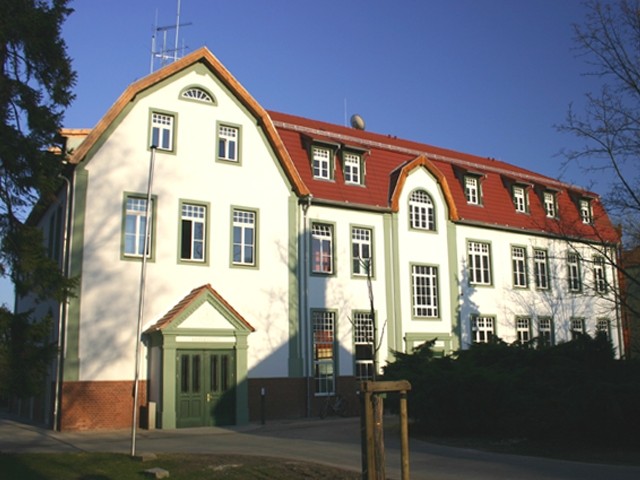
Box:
269;111;620;244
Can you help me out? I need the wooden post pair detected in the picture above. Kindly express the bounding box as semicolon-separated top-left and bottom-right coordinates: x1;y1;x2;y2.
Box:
360;380;411;480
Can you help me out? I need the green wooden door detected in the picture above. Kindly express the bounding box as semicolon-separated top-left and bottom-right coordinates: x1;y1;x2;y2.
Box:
176;350;235;427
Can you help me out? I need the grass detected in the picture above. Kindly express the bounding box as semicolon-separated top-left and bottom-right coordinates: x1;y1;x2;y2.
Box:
0;452;361;480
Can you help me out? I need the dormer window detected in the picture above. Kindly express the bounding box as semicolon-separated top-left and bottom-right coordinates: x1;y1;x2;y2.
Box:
543;191;557;218
343;152;362;185
312;146;333;180
512;185;528;213
464;175;481;205
579;198;592;224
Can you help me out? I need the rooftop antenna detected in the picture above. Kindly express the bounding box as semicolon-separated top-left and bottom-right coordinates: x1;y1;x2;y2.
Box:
150;0;192;73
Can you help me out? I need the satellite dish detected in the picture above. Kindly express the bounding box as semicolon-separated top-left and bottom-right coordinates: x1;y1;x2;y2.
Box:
350;114;366;130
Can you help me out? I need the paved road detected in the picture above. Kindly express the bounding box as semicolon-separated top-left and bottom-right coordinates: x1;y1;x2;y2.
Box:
1;414;639;479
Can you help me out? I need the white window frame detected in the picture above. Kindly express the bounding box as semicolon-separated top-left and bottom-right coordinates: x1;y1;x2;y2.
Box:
312;310;335;396
464;175;480;205
180;203;206;262
311;222;334;274
567;253;582;292
150;112;174;151
468;241;491;285
472;315;494;343
596;318;610;340
593;256;607;293
516;316;531;343
511;246;528;288
513;185;527;213
218;124;239;162
353;312;375;381
411;265;439;318
352;227;373;277
579;198;592;224
570;317;585;340
538;317;554;347
409;190;435;231
232;208;256;266
543;191;556;218
123;196;153;258
533;249;549;290
312;146;332;180
343;152;362;185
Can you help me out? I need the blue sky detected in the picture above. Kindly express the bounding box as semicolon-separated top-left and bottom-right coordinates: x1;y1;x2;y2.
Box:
0;0;613;307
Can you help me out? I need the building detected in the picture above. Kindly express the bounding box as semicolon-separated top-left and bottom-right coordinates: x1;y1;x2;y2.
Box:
19;47;623;430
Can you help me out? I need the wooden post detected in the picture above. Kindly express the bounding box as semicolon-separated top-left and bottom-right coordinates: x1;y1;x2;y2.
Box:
360;380;411;480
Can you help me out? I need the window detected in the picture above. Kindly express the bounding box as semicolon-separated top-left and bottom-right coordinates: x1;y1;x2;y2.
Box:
516;317;531;343
593;256;607;293
312;146;332;180
533;249;549;290
343;152;362;185
312;310;335;395
123;195;153;258
217;124;239;162
567;253;582;292
411;265;439;318
180;203;206;262
150;112;174;151
512;185;528;213
472;315;494;343
543;191;557;218
579;198;592;224
596;319;610;340
464;175;480;205
181;87;213;103
232;209;256;266
311;223;334;274
511;246;528;288
409;190;435;230
352;227;372;277
538;317;554;347
570;318;585;340
353;312;375;380
468;241;491;285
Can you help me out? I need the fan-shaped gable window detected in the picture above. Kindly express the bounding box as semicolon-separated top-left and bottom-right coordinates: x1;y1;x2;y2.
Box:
409;189;435;231
181;87;215;104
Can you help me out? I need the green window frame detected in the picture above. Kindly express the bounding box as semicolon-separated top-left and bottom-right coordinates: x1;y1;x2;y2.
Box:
121;192;157;261
178;200;209;264
231;206;258;267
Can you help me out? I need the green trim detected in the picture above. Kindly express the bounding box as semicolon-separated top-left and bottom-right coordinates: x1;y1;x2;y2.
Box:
215;120;242;165
177;199;211;266
147;108;178;154
120;192;158;262
466;238;494;288
383;213;403;356
404;333;454;356
510;243;529;290
533;247;550;291
407;188;438;233
341;150;365;186
349;223;376;280
229;205;259;269
309;144;337;181
287;196;303;377
64;169;89;381
351;309;378;378
310;308;339;397
178;85;217;105
446;220;460;351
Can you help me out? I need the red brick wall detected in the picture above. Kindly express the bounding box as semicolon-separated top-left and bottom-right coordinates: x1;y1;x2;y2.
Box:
60;380;147;431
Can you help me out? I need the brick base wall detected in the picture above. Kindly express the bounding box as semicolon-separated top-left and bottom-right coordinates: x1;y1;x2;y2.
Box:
60;380;147;431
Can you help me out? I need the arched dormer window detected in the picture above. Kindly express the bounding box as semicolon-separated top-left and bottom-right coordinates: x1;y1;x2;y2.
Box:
180;86;215;104
409;189;435;231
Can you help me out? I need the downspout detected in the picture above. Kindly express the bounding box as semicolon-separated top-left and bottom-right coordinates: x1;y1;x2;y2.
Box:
300;194;312;417
53;169;74;431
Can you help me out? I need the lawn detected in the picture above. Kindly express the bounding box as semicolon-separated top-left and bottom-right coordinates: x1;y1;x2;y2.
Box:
0;452;362;479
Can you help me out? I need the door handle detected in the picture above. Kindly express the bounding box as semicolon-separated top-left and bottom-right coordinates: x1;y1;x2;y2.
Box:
206;393;213;402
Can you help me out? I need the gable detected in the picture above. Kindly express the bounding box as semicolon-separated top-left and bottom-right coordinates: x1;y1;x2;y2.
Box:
177;302;236;330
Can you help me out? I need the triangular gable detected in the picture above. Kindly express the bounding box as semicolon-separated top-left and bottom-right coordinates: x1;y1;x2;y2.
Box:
69;47;310;198
390;155;459;221
145;284;255;335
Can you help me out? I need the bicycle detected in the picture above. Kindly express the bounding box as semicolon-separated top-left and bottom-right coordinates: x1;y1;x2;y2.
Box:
320;394;348;419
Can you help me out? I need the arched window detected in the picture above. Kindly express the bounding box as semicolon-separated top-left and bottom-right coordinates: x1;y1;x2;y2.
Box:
409;190;435;230
180;87;215;104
